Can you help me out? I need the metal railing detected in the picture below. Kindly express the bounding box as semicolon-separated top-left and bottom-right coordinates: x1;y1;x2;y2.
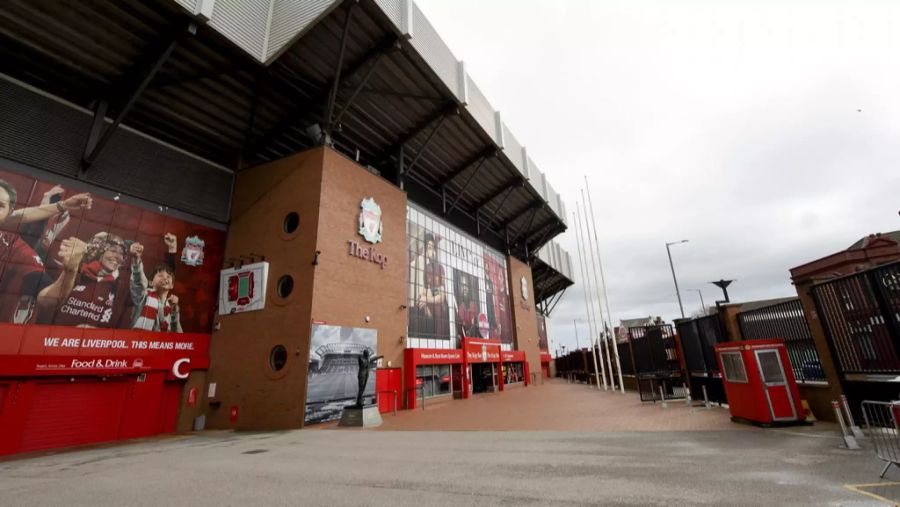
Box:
862;400;900;477
404;385;426;411
738;298;825;382
812;261;900;376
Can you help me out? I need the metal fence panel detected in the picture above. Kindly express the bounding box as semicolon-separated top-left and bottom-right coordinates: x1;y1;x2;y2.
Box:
812;261;900;376
738;298;825;382
862;400;900;478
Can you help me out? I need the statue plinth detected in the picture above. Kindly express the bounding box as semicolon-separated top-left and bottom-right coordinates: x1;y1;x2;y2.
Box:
338;405;383;428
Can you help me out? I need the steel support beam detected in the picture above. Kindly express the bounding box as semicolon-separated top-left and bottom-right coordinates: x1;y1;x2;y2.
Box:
443;152;492;218
81;23;196;171
323;2;357;139
438;148;495;187
375;103;457;166
511;205;540;246
500;202;541;231
331;42;398;127
247;35;398;158
403;110;455;181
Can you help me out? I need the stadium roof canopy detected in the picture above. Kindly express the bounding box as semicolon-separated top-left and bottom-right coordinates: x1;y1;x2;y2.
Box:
0;0;573;307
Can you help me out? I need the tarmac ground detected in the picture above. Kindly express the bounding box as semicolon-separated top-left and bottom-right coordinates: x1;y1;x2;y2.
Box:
0;379;896;506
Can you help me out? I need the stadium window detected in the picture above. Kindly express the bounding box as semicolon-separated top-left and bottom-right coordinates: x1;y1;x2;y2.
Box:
283;212;300;234
277;275;294;298
269;345;288;371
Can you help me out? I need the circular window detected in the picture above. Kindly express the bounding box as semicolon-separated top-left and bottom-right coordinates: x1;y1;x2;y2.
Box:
269;345;288;371
283;212;300;234
277;275;294;298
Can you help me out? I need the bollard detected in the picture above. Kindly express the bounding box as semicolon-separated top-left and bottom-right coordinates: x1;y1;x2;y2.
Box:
659;384;668;409
702;385;711;409
683;382;691;407
841;395;865;439
833;400;860;450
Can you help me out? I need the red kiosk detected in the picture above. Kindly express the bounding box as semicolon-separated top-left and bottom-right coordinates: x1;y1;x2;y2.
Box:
715;339;805;425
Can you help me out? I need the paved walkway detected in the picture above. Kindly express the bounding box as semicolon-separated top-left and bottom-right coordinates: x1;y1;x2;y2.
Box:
1;379;892;505
370;379;738;431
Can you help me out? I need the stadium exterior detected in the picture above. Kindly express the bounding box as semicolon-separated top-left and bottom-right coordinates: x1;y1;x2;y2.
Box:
0;0;573;452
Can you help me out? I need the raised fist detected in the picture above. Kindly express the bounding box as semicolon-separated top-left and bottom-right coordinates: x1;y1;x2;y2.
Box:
61;193;92;211
41;185;64;206
129;242;144;259
163;233;177;254
58;237;87;272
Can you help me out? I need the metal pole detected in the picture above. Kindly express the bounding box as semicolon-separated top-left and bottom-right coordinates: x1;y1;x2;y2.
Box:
578;195;609;390
841;395;865;439
833;400;860;449
666;241;688;318
702;385;710;409
659;384;667;409
573;207;605;390
581;188;615;391
584;180;623;393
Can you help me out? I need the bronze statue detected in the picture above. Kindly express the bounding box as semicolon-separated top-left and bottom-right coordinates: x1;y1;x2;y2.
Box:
356;349;383;408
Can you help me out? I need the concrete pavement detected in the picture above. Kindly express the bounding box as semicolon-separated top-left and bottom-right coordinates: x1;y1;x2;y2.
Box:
0;380;893;506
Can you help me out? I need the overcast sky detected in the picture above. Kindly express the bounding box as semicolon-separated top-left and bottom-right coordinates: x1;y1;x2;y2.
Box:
416;0;900;354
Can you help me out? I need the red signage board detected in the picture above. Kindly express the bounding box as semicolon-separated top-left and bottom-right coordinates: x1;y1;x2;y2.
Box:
501;350;526;363
462;337;502;363
0;323;209;377
187;387;198;407
407;348;463;365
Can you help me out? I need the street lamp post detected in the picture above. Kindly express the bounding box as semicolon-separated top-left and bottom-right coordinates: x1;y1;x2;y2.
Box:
573;319;581;350
687;289;706;315
666;240;689;319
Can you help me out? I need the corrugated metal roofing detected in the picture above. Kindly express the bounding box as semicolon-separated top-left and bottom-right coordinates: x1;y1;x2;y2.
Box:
0;0;573;304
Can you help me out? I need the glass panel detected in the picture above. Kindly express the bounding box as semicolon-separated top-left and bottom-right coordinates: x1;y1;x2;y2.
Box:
758;350;785;383
721;352;748;383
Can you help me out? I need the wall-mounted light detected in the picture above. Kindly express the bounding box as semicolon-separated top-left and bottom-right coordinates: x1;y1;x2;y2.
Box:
399;304;407;310
312;250;321;266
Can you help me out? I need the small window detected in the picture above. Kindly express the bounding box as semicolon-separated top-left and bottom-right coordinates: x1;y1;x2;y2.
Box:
277;275;294;298
721;351;748;383
269;345;287;371
283;212;300;234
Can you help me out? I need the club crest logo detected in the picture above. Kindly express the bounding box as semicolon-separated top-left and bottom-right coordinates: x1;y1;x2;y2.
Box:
358;197;383;244
181;235;205;266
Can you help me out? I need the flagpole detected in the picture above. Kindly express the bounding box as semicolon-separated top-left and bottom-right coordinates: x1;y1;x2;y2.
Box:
573;205;604;390
585;176;625;393
581;188;615;390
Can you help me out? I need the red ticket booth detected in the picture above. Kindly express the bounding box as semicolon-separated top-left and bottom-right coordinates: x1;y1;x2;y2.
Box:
715;339;804;425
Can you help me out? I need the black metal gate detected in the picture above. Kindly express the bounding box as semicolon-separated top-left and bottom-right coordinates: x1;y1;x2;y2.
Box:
628;325;685;402
811;261;900;410
675;315;728;404
737;298;825;382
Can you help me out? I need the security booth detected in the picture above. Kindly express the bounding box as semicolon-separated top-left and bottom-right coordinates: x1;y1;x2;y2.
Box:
715;339;805;425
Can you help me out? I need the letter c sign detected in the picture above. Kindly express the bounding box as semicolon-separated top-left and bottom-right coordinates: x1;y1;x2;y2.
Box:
172;358;191;379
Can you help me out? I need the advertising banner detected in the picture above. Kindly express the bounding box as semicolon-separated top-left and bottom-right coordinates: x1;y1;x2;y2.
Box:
219;262;269;314
0;166;225;336
304;324;377;425
407;205;512;345
0;322;209;376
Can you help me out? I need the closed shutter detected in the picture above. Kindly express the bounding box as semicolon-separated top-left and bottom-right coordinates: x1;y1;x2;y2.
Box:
0;384;8;415
20;380;127;453
156;382;182;434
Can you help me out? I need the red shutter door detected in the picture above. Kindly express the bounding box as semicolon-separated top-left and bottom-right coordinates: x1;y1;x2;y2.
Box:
0;384;8;415
156;381;182;434
20;380;127;453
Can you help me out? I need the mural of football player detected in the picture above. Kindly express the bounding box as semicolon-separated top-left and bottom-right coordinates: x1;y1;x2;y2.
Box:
128;233;182;333
408;231;449;340
0;179;90;323
454;270;480;338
